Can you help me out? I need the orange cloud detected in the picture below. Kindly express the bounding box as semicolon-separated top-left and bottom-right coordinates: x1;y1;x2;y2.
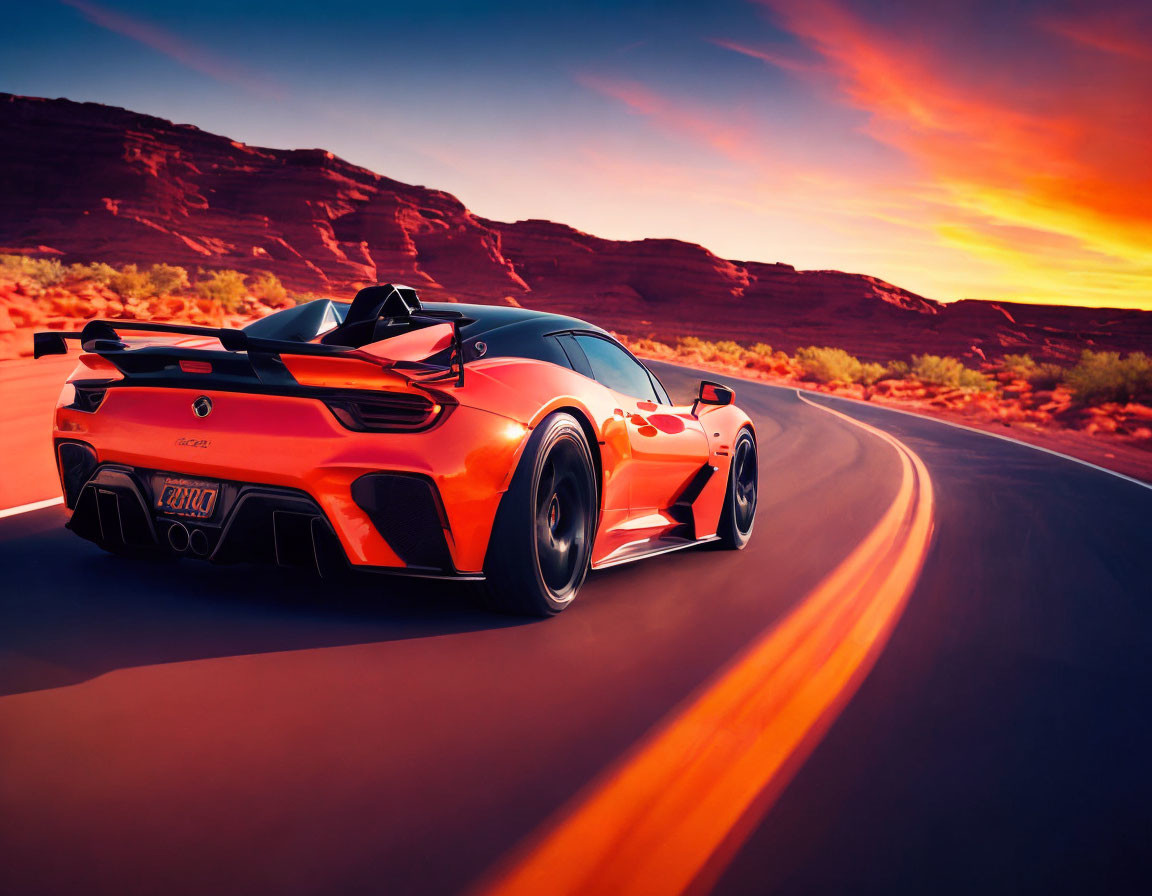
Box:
751;0;1152;308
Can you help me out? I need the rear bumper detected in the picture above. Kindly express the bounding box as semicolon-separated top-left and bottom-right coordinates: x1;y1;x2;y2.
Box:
53;386;531;574
65;461;483;580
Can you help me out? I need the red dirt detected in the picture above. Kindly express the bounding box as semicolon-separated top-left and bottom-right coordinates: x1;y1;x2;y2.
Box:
624;342;1152;485
0;273;282;360
0;355;72;507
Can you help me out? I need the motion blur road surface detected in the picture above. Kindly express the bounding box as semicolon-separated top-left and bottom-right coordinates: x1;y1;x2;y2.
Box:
1;361;1149;895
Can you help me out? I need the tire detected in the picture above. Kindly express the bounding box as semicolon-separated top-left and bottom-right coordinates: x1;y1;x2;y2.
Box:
717;428;757;550
481;412;597;616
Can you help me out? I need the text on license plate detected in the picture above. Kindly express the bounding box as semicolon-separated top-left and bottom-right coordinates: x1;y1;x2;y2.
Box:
157;478;219;519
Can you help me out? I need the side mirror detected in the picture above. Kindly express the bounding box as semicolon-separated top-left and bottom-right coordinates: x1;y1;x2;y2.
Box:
694;380;734;414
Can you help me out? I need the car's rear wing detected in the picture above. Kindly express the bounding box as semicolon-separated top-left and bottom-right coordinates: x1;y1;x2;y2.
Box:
34;308;468;387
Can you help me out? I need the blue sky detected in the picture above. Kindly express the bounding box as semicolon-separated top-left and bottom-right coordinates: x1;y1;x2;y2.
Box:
3;1;1150;308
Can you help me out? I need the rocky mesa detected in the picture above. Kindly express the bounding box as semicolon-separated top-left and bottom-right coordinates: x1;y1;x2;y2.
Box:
1;92;1149;363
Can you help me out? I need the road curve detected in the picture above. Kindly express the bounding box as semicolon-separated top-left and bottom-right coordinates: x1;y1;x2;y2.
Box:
0;362;1149;895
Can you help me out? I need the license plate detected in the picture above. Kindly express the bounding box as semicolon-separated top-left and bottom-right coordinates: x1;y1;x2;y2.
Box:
156;477;219;519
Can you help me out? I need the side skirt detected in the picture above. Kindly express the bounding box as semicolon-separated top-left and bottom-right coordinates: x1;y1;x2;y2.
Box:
591;534;720;571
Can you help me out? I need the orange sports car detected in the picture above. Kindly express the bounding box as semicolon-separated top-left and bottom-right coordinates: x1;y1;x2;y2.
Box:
36;284;758;615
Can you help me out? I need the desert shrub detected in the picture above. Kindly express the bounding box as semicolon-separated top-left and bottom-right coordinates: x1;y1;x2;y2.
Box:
625;336;670;355
859;362;887;385
195;269;248;312
677;336;707;354
0;253;67;286
707;339;745;363
794;346;864;384
887;360;910;378
250;272;288;305
910;354;992;390
1027;362;1066;391
1001;354;1037;378
1065;351;1152;405
107;264;154;299
147;263;189;295
749;343;774;359
67;261;118;284
288;291;326;306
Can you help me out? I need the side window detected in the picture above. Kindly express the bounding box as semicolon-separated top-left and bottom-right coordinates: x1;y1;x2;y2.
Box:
573;334;659;402
554;333;593;378
647;368;672;405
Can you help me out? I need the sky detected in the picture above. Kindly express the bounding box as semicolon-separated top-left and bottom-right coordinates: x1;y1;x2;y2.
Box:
1;0;1150;309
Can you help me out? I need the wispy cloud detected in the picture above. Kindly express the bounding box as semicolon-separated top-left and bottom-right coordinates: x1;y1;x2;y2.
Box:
710;38;826;75
574;72;776;170
60;0;283;99
1041;5;1152;61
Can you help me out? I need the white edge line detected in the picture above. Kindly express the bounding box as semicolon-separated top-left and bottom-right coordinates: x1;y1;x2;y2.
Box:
649;357;1152;488
794;388;1152;492
0;496;64;519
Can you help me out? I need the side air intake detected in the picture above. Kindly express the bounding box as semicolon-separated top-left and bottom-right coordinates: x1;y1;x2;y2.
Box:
351;473;454;572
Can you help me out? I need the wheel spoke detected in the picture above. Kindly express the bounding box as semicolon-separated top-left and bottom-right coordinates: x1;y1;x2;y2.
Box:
539;539;568;584
531;441;594;593
732;438;757;532
536;461;556;515
536;514;553;549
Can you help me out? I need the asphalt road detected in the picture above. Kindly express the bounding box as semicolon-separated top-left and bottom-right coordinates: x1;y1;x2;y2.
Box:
0;362;1149;895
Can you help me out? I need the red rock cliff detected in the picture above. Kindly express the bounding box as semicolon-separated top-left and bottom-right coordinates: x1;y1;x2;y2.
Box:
2;93;1150;362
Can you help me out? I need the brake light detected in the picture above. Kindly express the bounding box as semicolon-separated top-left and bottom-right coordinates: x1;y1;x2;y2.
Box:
324;392;453;433
179;359;213;374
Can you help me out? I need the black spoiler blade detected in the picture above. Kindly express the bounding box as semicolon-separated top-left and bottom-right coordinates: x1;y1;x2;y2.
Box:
32;316;466;385
33;331;69;358
34;318;383;358
35;319;251;358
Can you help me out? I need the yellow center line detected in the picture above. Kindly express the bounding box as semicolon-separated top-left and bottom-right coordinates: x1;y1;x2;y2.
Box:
474;393;935;896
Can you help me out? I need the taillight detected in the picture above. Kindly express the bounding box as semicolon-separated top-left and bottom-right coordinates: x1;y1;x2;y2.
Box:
324;392;452;433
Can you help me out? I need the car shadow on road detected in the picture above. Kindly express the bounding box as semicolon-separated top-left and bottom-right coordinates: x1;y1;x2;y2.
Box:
0;527;526;697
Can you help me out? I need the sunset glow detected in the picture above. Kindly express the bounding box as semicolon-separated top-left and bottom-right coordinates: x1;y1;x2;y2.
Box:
753;0;1152;308
2;0;1149;308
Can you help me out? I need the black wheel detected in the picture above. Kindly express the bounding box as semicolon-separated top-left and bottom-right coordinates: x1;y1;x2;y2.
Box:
481;413;597;616
718;428;757;549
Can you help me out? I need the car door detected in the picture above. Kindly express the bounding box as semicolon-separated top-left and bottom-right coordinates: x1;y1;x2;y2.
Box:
569;333;709;513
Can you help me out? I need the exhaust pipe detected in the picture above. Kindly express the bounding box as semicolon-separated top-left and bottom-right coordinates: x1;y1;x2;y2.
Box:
189;528;210;557
167;521;190;552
